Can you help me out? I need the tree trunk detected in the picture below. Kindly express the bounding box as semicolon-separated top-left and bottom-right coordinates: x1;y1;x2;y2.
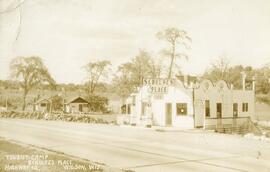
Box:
22;88;27;111
168;42;176;79
168;57;174;79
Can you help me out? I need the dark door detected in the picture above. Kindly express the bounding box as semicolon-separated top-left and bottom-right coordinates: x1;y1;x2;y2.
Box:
46;103;50;112
79;104;83;112
165;103;172;126
233;103;238;127
216;103;222;118
205;100;210;118
233;103;238;118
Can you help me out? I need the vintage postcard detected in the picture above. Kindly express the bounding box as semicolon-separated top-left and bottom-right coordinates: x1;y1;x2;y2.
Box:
0;0;270;171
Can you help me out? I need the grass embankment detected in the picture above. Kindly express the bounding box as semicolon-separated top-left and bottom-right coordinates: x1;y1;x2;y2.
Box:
0;138;114;172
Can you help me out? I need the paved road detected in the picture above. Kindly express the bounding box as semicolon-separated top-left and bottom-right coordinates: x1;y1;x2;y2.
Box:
0;119;270;172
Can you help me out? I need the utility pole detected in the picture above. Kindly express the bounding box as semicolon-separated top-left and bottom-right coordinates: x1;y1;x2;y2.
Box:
62;87;66;113
241;72;247;91
5;96;8;111
192;82;196;128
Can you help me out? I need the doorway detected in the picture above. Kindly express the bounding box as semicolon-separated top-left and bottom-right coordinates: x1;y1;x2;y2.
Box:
205;100;210;118
165;103;172;126
46;103;50;112
233;103;238;118
79;104;83;112
216;103;222;127
216;103;222;118
233;103;238;127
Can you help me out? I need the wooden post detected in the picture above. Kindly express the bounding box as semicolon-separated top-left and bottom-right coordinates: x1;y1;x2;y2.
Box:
192;85;195;128
50;100;52;114
5;96;8;111
241;72;246;90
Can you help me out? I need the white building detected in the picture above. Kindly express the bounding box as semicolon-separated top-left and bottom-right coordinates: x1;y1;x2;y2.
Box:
125;76;255;129
194;79;255;129
34;98;51;112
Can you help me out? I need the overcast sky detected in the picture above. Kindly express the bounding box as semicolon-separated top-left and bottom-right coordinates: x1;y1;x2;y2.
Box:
0;0;270;84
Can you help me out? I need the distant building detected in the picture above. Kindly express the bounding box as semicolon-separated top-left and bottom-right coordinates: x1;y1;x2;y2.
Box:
64;96;90;114
125;75;255;129
34;98;52;112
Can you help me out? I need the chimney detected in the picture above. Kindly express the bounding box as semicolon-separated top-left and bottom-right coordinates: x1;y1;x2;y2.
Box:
241;72;246;90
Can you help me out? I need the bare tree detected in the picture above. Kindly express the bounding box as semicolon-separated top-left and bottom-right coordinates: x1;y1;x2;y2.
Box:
213;56;230;79
10;56;55;110
112;50;163;102
84;60;111;95
204;56;230;82
157;27;191;79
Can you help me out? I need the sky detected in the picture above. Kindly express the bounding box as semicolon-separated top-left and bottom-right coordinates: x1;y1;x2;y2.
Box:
0;0;270;84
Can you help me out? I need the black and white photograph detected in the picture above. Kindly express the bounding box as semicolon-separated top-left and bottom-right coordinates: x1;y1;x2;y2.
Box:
0;0;270;171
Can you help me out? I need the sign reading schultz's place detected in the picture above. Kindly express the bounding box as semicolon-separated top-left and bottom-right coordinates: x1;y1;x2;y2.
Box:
142;78;175;94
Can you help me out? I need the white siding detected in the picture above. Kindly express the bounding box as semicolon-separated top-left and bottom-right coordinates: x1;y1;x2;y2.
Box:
194;80;255;127
128;79;255;129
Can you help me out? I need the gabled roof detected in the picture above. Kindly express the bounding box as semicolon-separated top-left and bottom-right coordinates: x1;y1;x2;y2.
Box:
64;96;89;104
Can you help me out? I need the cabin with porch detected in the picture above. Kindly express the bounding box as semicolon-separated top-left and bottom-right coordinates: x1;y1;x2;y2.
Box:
64;96;90;114
34;98;51;113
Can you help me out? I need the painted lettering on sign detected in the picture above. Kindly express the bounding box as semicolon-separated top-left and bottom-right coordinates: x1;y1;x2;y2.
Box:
143;78;174;94
148;86;168;93
142;78;175;86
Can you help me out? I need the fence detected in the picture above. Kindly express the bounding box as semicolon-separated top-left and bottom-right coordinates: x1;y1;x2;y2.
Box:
204;116;262;134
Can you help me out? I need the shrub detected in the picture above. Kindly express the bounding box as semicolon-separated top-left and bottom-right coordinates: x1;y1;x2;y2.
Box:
266;132;270;138
0;110;114;125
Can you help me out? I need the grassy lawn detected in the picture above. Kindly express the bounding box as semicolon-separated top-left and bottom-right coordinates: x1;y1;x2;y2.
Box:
0;138;110;172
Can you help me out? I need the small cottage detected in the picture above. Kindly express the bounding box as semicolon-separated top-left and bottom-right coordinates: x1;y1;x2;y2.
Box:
64;96;90;114
34;98;51;112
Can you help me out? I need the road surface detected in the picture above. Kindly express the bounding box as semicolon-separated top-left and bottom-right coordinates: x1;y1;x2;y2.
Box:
0;118;270;172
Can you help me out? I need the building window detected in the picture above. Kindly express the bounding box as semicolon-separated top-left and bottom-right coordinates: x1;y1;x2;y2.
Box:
205;100;210;117
176;103;187;115
242;103;248;112
41;103;46;107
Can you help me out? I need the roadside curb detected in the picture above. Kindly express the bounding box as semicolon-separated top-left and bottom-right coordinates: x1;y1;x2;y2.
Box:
119;124;215;134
